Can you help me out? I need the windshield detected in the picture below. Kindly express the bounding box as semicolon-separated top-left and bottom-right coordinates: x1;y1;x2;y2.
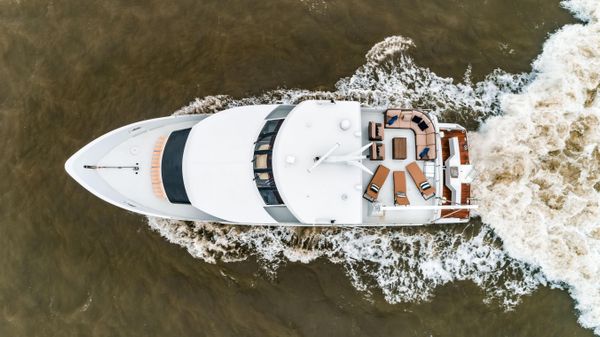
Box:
161;128;192;204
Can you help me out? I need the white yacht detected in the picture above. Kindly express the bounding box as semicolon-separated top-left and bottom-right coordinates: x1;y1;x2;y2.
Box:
65;100;476;226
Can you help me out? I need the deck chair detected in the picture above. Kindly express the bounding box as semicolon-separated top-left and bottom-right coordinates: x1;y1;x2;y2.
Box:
393;171;410;206
363;165;390;202
406;161;436;200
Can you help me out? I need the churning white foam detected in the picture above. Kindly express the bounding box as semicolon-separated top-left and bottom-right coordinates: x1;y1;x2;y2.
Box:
472;0;600;332
148;218;543;307
152;0;600;333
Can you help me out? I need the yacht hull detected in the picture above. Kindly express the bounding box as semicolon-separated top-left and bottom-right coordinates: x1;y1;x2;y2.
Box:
66;103;475;226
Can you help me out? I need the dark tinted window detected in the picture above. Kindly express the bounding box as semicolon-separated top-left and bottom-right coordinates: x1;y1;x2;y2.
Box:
261;119;283;134
258;188;283;205
161;128;191;204
253;119;284;205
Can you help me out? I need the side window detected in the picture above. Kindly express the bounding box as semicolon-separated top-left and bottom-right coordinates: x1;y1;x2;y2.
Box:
258;189;283;205
260;119;281;134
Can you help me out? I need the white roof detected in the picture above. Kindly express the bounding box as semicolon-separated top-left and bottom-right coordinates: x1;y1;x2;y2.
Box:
182;105;278;223
272;101;363;224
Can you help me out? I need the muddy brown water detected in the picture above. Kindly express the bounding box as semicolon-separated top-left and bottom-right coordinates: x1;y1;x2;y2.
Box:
0;0;593;336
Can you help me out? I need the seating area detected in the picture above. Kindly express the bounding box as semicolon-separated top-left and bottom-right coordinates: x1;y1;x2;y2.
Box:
384;109;436;160
151;135;167;199
361;109;437;209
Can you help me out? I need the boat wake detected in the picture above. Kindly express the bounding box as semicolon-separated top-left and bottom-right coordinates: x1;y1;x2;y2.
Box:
471;0;600;332
148;218;543;307
149;0;600;333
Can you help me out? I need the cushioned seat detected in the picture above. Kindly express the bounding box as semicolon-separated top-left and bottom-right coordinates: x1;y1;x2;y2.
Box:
416;133;427;146
384;109;437;160
368;121;384;141
406;161;436;200
364;165;390;202
369;143;385;160
393;171;410;206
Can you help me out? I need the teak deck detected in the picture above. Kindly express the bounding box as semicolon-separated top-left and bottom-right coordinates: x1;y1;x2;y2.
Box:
440;129;471;218
440;129;470;165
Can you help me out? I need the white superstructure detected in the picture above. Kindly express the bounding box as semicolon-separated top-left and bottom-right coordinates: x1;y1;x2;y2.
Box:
183;105;278;223
65;100;476;226
273;101;363;224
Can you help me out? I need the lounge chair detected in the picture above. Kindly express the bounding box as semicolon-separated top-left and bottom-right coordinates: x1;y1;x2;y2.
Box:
393;171;410;206
406;161;436;200
364;165;390;202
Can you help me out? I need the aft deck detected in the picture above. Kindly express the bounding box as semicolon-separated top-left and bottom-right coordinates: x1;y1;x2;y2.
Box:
440;129;471;219
360;109;441;224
